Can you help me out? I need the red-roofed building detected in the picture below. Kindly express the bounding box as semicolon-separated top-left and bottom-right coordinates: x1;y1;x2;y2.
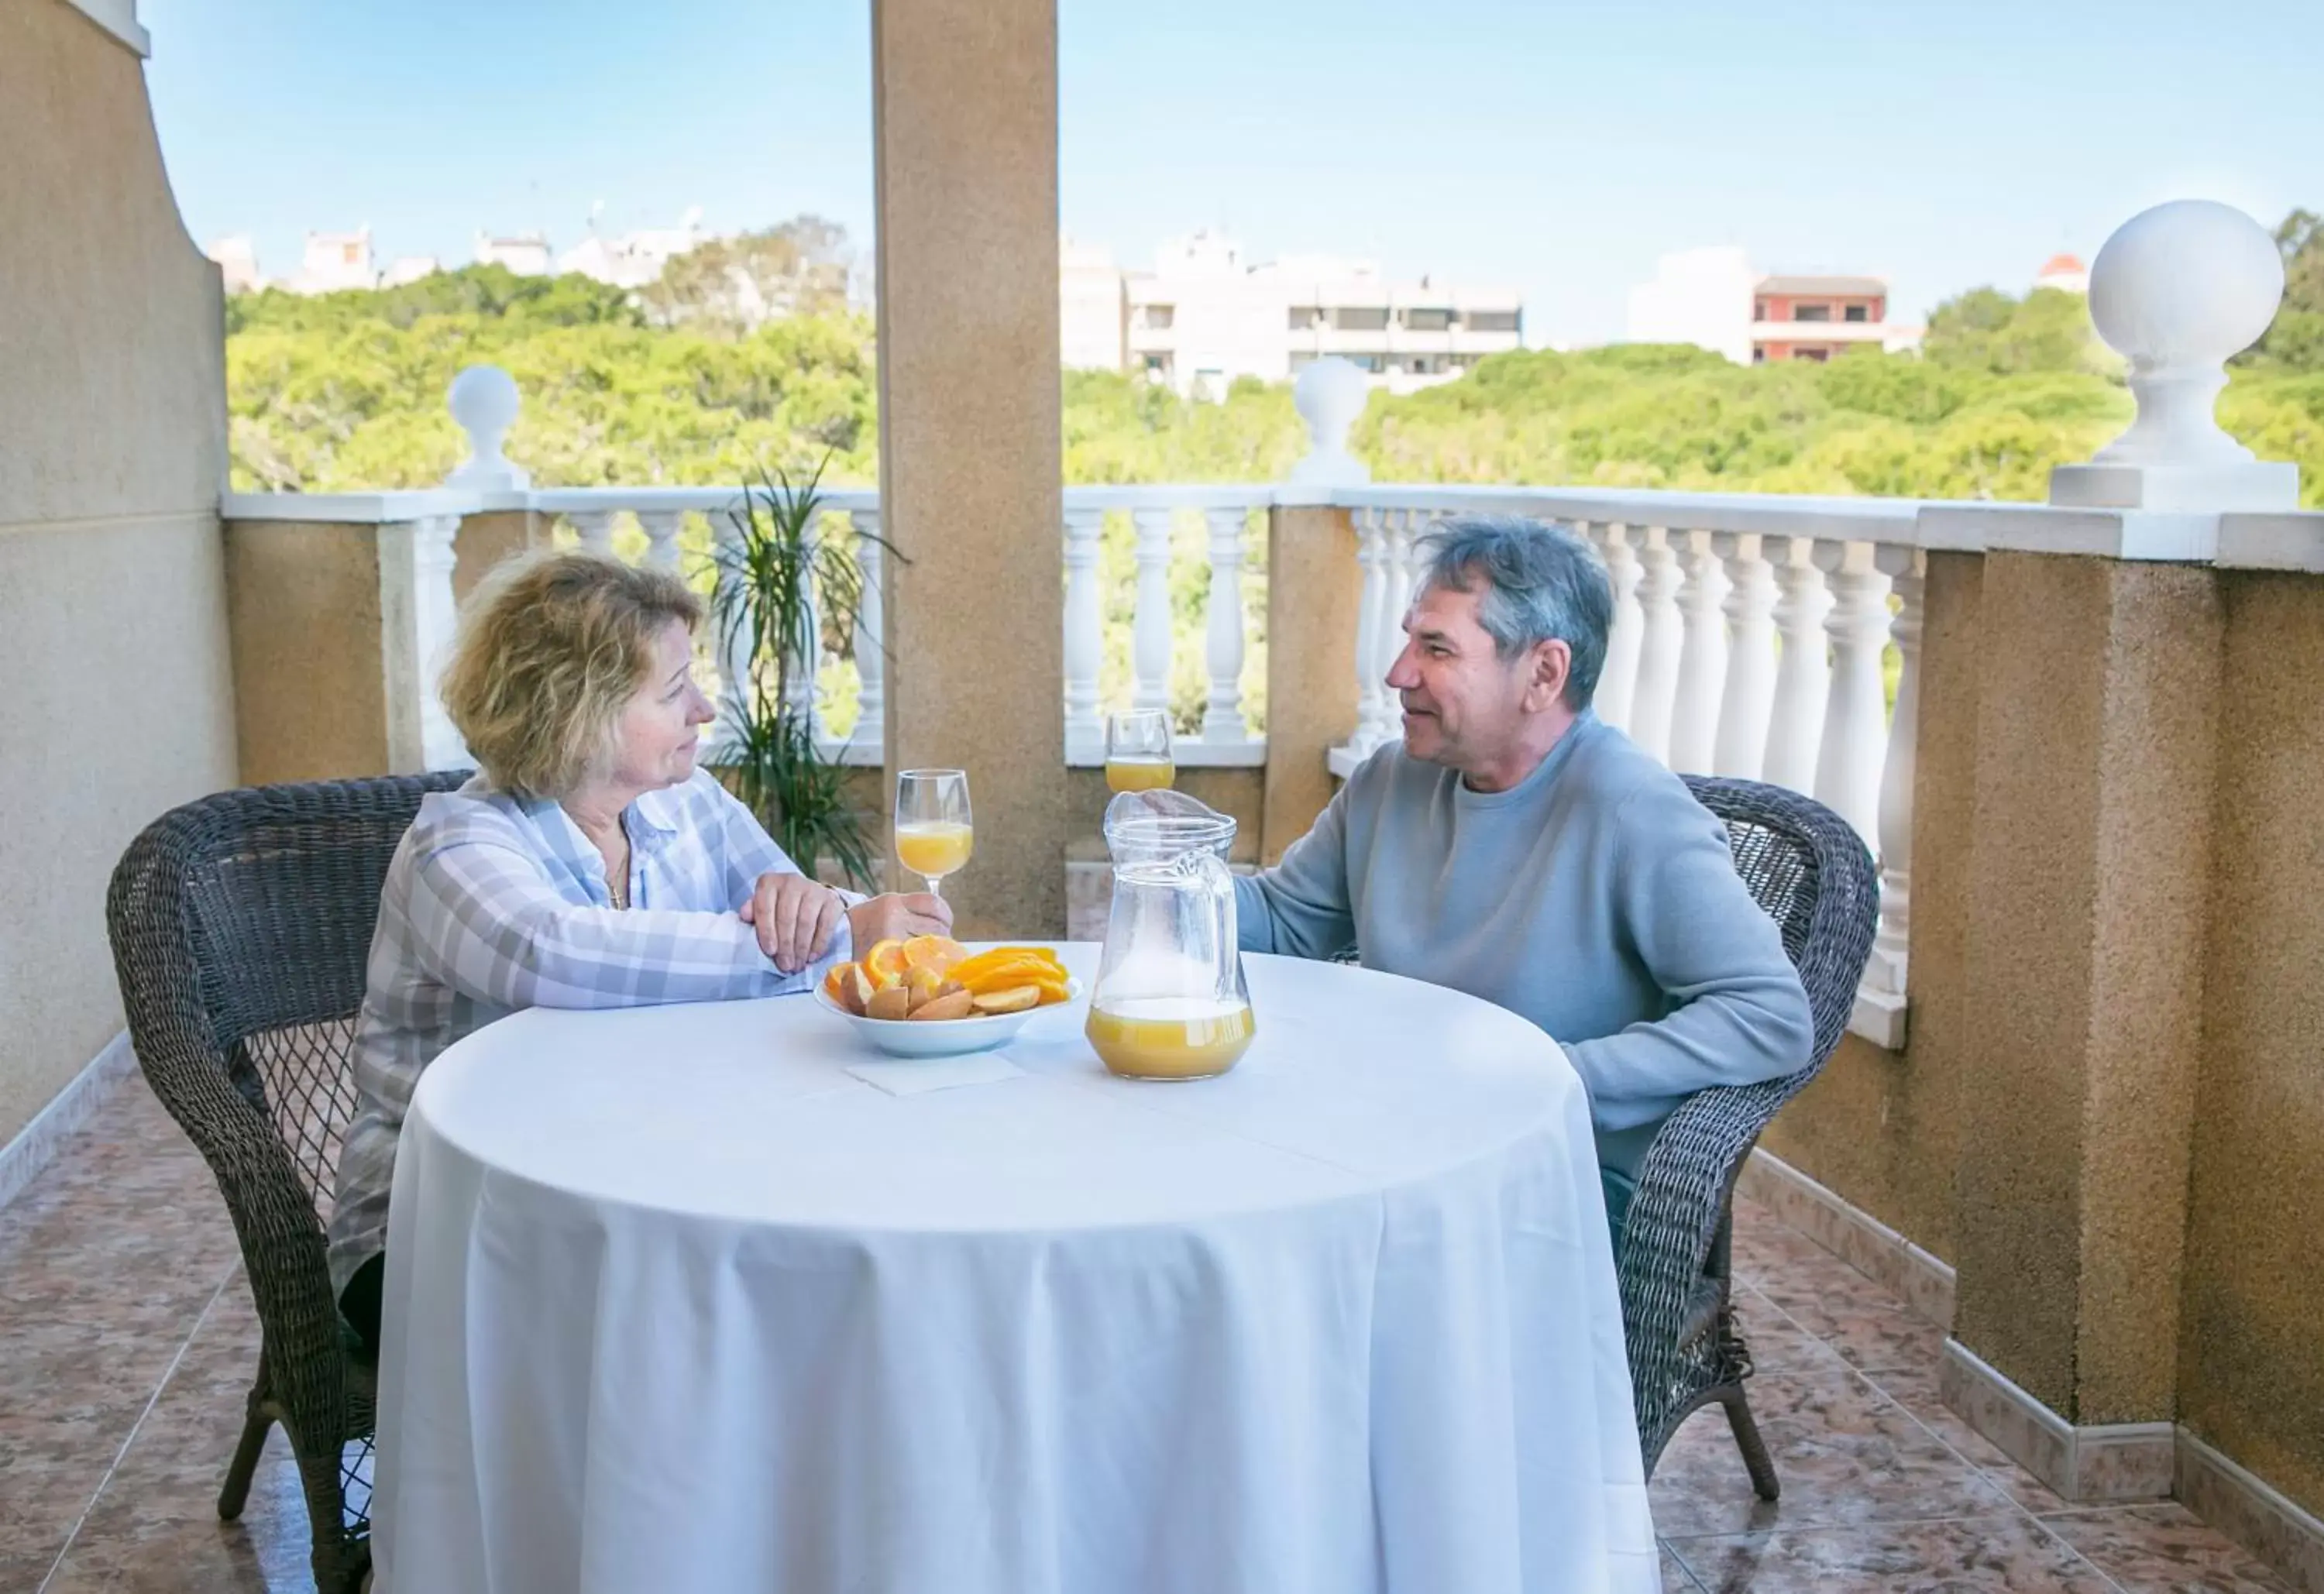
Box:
2035;252;2091;294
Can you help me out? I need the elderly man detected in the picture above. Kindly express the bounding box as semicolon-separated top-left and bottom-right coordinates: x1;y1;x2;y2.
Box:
1236;515;1813;1244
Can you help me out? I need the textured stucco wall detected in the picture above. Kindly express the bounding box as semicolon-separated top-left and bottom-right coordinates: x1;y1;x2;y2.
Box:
1952;554;2217;1422
0;0;239;1146
871;0;1065;938
2178;569;2324;1520
1260;505;1361;865
223;520;391;784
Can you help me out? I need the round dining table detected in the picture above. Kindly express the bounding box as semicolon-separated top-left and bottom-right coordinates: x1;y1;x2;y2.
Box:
372;944;1659;1594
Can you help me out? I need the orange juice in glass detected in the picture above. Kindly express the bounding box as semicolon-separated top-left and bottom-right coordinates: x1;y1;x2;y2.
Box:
1104;708;1174;794
893;769;971;897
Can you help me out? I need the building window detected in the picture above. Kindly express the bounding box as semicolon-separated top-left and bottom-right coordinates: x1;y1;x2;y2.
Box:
1753;299;1769;321
1795;347;1831;362
1464;310;1520;333
1142;353;1168;374
1347;354;1384;372
1844;304;1869;323
1288;305;1322;330
1330;307;1391;332
1752;347;1768;364
1404;308;1453;331
1793;304;1832;323
1143;305;1175;330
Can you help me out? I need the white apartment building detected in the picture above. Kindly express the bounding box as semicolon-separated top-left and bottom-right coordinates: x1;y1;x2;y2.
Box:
1066;232;1524;398
1627;246;1923;364
286;227;375;294
474;231;552;276
559;209;708;290
205;235;261;294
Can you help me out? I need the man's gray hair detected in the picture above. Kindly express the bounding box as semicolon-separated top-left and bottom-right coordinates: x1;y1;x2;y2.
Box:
1413;515;1614;709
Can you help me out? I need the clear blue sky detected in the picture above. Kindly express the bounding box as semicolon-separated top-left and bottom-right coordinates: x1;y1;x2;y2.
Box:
142;0;2320;347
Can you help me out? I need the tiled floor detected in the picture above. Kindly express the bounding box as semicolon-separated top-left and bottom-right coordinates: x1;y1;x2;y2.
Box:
0;1074;2302;1593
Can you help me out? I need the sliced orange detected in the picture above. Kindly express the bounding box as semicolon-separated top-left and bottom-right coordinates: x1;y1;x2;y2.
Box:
823;962;851;1002
957;959;1062;997
946;946;1064;987
863;939;910;990
971;984;1041;1015
902;935;969;977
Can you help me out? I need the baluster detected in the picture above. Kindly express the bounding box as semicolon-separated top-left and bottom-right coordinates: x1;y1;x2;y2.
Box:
1712;532;1778;778
1762;538;1831;792
1868;546;1923;995
784;514;823;737
850;507;885;751
1130;506;1175;715
569;509;617;556
1200;505;1252;741
637;509;683;572
1626;527;1683;764
1593;524;1644;733
1812;541;1893;845
1062;505;1105;757
711;512;753;756
1352;507;1391;751
1667;530;1731;774
414;513;469;771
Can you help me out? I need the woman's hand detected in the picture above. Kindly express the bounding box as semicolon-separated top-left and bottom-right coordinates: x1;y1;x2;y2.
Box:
845;891;953;953
739;871;848;974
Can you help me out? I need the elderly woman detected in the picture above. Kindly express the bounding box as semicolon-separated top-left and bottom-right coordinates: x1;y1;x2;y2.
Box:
327;551;947;1353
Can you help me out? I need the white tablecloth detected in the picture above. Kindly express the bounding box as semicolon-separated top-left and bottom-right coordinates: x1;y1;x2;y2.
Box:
375;946;1658;1594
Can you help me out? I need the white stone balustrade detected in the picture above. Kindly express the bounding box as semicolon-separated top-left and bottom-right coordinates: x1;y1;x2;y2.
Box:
1057;486;1269;768
232;195;2321;1056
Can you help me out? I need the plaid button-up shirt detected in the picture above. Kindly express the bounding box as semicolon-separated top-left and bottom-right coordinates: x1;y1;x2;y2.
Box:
327;768;850;1297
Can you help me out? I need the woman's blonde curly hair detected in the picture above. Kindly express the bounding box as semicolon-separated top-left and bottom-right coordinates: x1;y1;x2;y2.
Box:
440;550;705;800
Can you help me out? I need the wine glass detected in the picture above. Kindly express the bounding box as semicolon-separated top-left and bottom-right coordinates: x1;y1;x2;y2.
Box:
893;769;973;898
1105;709;1175;793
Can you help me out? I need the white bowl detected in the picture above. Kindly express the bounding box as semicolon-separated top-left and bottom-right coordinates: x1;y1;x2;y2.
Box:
813;977;1081;1060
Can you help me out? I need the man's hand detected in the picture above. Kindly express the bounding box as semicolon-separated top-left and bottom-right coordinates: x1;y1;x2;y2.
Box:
845;891;953;953
738;871;847;974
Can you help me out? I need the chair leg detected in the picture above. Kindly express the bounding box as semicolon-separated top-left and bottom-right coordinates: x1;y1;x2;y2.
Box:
1718;1383;1781;1501
218;1398;273;1520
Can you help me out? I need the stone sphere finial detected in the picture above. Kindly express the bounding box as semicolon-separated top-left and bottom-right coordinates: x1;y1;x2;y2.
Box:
2085;200;2284;469
1287;356;1372;486
445;364;531;490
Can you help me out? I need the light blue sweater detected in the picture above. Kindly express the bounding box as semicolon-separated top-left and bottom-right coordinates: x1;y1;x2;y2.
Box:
1235;713;1814;1179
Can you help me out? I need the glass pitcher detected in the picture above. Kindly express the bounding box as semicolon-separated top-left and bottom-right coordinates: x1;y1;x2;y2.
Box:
1088;792;1254;1080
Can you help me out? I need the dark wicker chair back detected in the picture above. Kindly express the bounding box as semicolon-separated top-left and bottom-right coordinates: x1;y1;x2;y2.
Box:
106;771;470;1593
1620;775;1878;1498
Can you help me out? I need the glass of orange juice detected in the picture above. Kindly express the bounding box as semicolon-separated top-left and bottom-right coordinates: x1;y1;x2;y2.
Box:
1105;709;1174;793
893;769;972;898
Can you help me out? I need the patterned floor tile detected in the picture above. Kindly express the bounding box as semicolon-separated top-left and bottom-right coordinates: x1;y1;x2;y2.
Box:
1648;1361;2019;1538
43;1276;318;1593
1862;1358;2074;1516
1668;1513;2121;1592
2043;1503;2301;1593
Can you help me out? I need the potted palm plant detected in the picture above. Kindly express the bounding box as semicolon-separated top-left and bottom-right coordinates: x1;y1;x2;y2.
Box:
709;455;896;889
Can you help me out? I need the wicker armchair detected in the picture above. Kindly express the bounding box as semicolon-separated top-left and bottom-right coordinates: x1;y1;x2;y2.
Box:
1620;775;1878;1498
105;772;471;1593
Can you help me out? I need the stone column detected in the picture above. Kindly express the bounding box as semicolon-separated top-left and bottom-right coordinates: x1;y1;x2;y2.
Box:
871;0;1064;936
1260;503;1361;864
1945;551;2222;1496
